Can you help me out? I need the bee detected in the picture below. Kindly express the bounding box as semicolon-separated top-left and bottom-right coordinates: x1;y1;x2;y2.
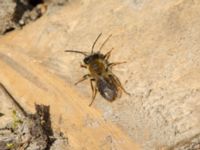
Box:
65;33;130;106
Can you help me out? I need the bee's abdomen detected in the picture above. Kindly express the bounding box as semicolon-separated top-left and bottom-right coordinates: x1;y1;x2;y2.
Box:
97;78;118;101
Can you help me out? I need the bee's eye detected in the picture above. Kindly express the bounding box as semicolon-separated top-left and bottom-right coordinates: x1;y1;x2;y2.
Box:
84;57;90;64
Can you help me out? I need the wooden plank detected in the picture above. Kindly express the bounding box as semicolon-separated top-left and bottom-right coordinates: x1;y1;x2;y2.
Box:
0;45;140;149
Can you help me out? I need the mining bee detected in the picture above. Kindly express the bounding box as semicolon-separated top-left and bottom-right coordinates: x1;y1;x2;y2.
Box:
65;33;130;106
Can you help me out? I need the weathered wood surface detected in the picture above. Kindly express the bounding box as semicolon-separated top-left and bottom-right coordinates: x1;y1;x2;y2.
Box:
0;46;140;149
0;0;200;149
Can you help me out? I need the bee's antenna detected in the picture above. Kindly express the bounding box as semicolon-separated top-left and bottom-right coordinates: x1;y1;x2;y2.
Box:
99;34;112;52
91;33;102;54
64;50;88;56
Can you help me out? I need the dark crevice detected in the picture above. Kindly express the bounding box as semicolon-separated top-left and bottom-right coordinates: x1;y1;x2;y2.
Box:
3;27;15;34
12;0;33;24
28;0;44;7
2;0;69;35
4;0;45;34
34;104;56;150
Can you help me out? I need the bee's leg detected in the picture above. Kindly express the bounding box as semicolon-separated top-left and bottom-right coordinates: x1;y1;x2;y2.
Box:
104;48;114;60
108;61;127;68
74;74;91;85
89;79;97;106
80;63;87;68
112;74;131;96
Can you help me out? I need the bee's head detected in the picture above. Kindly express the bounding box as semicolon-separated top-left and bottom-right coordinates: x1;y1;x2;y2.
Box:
84;53;104;64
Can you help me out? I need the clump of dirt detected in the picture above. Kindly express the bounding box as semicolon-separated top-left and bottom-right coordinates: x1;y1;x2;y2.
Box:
0;0;68;35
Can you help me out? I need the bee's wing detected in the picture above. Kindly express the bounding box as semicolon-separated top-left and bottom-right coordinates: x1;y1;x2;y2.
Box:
97;76;119;101
108;74;122;98
109;73;129;96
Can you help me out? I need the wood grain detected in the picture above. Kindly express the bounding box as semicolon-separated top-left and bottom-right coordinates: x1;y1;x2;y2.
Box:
0;45;140;149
